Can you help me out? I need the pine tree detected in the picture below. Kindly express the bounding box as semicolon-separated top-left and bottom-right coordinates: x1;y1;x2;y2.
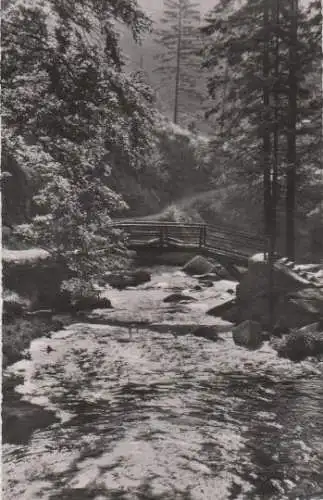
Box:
202;0;322;259
154;0;203;124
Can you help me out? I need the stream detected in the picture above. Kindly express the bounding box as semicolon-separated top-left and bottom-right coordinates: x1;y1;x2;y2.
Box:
3;266;323;500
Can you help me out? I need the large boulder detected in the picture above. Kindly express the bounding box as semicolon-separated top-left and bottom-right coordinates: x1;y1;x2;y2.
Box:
2;315;66;369
232;320;264;350
192;325;219;341
3;292;31;323
274;289;323;331
206;298;236;318
212;263;236;281
2;391;59;445
73;296;112;312
238;254;309;302
232;254;323;330
183;255;215;276
103;269;151;289
276;322;323;362
287;288;323;316
3;250;73;309
53;291;112;313
163;293;197;303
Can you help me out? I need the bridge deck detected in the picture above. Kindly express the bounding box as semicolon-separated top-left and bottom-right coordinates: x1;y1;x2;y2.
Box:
113;221;265;266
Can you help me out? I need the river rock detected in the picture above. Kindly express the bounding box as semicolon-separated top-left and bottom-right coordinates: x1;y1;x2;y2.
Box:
277;322;323;362
2;392;59;445
270;287;323;331
73;296;112;312
288;288;323;315
163;293;197;303
53;291;112;313
200;280;214;288
232;320;264;349
221;304;240;323
3;291;31;322
198;273;220;281
192;325;219;341
2;292;30;321
183;255;215;276
25;309;54;319
231;254;323;330
103;269;151;289
212;263;235;281
206;298;236;318
238;254;309;301
52;314;73;328
3;252;74;309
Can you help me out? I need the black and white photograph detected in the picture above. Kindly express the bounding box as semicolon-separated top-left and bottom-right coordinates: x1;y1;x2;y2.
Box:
2;0;323;498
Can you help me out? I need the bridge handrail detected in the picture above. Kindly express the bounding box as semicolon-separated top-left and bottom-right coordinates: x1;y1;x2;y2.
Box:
113;222;206;229
207;227;264;246
113;219;263;235
113;221;264;244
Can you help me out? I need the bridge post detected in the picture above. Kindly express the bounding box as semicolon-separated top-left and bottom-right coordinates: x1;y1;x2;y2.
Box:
199;226;207;247
159;226;169;247
159;226;164;247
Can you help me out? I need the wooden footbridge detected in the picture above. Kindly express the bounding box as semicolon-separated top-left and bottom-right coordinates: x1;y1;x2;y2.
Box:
113;221;265;267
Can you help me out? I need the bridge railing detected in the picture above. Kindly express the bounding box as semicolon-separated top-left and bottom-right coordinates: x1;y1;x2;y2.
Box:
113;221;265;258
207;225;265;256
114;222;207;248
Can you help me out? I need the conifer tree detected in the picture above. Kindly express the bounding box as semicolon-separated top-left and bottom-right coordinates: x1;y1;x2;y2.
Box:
154;0;203;124
202;0;322;259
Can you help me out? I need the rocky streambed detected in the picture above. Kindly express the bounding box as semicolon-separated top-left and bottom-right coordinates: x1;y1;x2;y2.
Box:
3;265;323;500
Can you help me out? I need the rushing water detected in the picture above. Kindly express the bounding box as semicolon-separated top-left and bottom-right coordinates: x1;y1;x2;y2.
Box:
3;267;323;500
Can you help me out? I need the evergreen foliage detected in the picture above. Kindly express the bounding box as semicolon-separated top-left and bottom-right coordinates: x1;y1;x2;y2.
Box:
154;0;204;125
202;0;322;258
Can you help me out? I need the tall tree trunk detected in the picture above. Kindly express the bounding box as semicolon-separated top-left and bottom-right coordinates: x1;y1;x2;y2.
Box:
263;0;271;239
173;6;182;124
286;0;298;260
268;0;280;332
263;0;275;332
272;0;280;253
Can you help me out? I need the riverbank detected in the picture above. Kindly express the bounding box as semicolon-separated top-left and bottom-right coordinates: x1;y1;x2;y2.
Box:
2;315;74;370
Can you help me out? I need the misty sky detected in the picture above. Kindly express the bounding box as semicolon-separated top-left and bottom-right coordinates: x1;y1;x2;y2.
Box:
138;0;218;18
139;0;311;18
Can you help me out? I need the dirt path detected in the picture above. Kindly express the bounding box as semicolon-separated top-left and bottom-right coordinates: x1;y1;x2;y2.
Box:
115;188;220;222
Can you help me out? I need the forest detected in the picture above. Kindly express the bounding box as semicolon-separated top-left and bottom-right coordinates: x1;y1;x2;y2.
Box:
3;3;323;498
2;0;322;292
